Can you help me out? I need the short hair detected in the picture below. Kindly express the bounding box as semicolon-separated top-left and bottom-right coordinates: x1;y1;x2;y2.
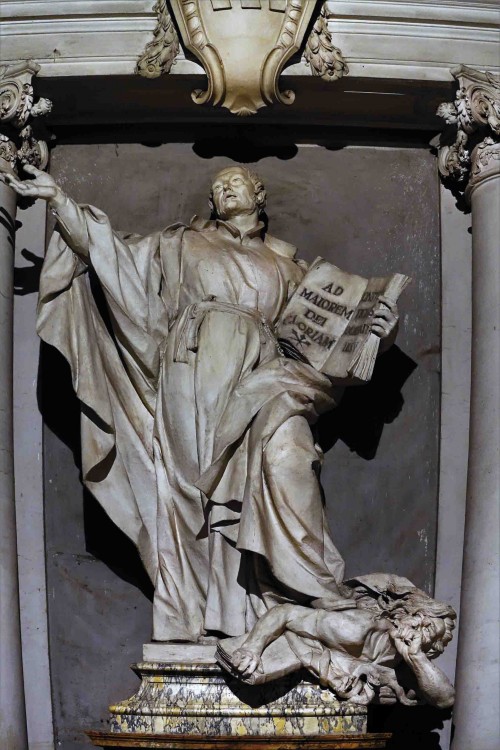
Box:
209;165;267;215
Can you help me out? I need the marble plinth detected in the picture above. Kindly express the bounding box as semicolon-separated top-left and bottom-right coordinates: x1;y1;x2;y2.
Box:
87;730;392;748
102;646;368;738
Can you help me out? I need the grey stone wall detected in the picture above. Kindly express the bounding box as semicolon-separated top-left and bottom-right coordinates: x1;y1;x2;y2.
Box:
42;142;440;748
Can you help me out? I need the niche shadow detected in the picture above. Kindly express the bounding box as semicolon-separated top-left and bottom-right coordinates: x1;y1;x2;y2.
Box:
193;133;298;162
38;341;154;601
368;703;451;750
316;345;418;459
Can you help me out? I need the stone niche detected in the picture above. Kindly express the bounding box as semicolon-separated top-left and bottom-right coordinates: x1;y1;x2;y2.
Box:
40;137;440;750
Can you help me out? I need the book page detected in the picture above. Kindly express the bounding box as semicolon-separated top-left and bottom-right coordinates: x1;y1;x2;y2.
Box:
277;258;368;370
323;275;391;379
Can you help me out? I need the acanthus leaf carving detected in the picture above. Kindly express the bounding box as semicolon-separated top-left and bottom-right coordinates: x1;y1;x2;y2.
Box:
437;66;500;197
136;0;180;79
136;1;348;115
303;4;348;82
0;61;51;174
466;136;500;197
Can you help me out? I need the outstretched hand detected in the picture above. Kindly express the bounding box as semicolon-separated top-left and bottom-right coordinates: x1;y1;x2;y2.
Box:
2;164;61;203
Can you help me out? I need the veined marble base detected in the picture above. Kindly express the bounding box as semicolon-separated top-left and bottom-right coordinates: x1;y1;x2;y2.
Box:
104;648;368;737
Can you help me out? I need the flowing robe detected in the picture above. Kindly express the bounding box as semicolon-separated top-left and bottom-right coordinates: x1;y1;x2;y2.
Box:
38;199;345;641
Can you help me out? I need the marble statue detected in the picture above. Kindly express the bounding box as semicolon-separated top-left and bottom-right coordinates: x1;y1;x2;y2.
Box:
5;162;455;711
5;162;401;642
217;573;456;709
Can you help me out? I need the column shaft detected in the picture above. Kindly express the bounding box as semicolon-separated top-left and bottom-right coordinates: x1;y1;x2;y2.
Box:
0;176;28;748
453;174;500;749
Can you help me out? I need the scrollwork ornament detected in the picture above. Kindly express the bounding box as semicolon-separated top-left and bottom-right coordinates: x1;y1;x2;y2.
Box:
150;1;319;114
437;66;500;197
0;81;33;129
0;134;18;172
0;62;52;176
17;126;49;171
437;130;470;181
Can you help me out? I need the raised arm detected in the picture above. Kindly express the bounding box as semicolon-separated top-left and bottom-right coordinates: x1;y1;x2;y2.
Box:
3;164;90;261
392;629;455;709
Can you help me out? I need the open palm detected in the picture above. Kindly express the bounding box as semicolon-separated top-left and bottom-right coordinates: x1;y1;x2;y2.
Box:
3;164;59;201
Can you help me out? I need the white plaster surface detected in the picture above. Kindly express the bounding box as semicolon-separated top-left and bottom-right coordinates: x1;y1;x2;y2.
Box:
13;199;55;750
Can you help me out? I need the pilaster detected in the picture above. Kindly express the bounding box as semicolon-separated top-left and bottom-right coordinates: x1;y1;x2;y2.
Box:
0;60;51;750
437;66;500;750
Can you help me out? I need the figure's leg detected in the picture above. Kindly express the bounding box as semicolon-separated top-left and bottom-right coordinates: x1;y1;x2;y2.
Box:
260;414;345;607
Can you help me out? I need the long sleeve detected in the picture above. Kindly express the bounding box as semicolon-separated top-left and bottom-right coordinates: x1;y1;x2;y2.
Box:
49;193;91;261
36;210;184;583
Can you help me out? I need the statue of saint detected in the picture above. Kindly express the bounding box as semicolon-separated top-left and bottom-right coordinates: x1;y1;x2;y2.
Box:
6;163;399;643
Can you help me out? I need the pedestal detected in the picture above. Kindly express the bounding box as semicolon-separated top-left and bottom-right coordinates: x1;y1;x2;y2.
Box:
86;645;390;748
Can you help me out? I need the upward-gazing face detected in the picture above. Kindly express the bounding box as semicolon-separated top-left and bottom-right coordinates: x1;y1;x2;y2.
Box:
211;167;258;221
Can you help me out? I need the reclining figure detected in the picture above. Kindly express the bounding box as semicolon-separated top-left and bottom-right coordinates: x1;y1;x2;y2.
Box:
217;573;456;708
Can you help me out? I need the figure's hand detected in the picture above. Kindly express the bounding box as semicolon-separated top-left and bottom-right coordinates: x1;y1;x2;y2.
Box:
371;296;399;340
2;164;63;206
391;625;423;661
231;648;264;677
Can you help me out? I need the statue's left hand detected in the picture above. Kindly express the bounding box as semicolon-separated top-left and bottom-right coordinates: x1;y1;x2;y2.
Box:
371;296;399;340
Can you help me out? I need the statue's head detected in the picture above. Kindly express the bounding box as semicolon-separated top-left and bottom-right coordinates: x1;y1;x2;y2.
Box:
384;590;456;658
209;165;266;220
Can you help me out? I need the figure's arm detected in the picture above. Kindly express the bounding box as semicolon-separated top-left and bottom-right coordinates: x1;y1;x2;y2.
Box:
372;296;399;354
392;630;455;709
4;164;90;260
231;604;298;677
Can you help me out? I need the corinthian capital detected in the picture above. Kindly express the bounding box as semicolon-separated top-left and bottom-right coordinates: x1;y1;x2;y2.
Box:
0;61;52;174
437;66;500;197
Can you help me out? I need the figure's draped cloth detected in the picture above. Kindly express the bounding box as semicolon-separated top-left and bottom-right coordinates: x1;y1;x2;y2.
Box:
38;202;344;640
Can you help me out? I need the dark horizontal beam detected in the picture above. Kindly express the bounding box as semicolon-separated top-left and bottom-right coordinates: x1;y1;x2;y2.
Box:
36;74;454;138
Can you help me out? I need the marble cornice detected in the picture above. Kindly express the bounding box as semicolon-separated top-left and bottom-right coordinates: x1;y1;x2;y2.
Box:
2;1;498;79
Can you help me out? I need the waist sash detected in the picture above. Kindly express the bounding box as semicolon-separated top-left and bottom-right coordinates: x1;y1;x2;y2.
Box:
173;297;283;363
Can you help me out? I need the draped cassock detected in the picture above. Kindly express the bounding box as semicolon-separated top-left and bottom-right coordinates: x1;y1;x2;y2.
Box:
38;197;345;641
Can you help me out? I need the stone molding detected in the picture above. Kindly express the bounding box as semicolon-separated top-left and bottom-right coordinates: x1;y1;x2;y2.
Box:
437;65;500;199
160;0;323;114
0;61;51;173
2;1;498;79
135;1;348;86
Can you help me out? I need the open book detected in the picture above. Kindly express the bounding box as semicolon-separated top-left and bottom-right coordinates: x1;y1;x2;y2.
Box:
277;258;411;384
